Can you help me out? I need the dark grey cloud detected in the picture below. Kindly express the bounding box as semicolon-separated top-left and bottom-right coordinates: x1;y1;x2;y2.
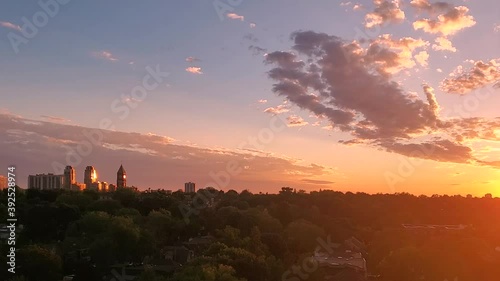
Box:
263;30;500;167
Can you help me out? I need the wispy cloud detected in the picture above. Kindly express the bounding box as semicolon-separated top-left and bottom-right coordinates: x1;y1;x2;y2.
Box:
40;115;70;123
432;37;457;52
91;50;119;62
411;0;476;37
287;115;309;127
0;21;21;31
258;99;268;104
186;67;203;74
249;22;256;28
226;13;244;21
0;112;336;192
264;104;289;115
441;59;500;94
185;56;201;63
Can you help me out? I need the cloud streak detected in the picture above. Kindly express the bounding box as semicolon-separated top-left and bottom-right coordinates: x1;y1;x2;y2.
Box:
186;67;203;74
0;21;21;31
441;59;500;94
91;50;118;62
0;113;337;192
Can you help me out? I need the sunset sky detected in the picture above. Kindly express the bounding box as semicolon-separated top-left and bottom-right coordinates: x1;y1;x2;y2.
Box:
1;0;499;196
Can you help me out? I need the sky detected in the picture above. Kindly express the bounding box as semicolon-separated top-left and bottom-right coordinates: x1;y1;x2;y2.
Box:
0;0;499;196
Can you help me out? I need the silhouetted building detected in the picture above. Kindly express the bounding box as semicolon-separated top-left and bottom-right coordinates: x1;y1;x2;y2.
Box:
84;166;97;187
0;175;7;190
28;173;64;190
64;166;76;189
117;165;126;188
185;182;195;193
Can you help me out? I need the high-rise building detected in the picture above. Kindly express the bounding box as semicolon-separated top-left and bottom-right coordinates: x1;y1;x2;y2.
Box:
0;175;7;190
28;174;65;190
185;182;196;193
117;165;126;188
64;166;76;189
84;166;97;187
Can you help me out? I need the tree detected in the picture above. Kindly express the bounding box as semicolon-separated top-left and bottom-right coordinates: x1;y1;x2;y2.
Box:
18;245;62;281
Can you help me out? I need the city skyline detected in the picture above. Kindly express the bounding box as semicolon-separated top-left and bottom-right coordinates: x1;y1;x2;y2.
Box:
1;0;499;196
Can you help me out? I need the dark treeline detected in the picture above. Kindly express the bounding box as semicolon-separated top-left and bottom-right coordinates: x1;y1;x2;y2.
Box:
1;187;499;281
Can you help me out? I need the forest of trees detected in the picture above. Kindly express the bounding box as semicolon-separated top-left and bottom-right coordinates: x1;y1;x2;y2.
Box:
1;186;499;281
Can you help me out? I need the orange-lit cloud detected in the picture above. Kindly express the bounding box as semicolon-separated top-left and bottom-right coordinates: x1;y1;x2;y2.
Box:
287;115;309;127
0;21;21;31
415;51;429;67
185;56;201;63
91;50;118;62
365;0;405;28
363;34;429;74
263;104;289;115
226;13;244;21
441;59;500;94
40;115;71;123
186;67;203;74
412;0;476;37
432;37;456;52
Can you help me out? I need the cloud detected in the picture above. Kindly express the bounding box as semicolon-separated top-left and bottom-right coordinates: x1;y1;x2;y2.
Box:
185;56;201;63
412;1;476;37
432;37;456;52
226;13;244;21
410;0;452;14
185;67;203;74
494;24;500;33
0;21;21;31
423;84;440;117
40;115;71;123
91;51;118;62
249;22;257;28
353;4;363;11
257;99;268;104
263;30;500;167
440;59;500;94
301;179;335;185
249;45;268;56
287;115;309;127
414;51;429;67
263;104;290;115
0;113;337;192
365;0;405;28
364;34;429;74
